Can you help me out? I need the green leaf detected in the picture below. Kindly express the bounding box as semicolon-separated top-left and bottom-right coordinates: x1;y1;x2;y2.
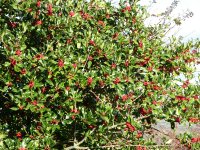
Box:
88;61;92;68
10;107;18;111
77;43;81;49
4;62;10;67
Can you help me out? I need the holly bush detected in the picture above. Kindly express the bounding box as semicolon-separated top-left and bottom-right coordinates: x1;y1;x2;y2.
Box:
0;0;199;149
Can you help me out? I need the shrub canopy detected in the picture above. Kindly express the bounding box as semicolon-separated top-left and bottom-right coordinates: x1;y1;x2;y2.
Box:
0;0;199;149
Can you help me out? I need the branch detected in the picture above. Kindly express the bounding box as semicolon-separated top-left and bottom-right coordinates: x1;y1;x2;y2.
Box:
65;145;89;150
64;128;95;150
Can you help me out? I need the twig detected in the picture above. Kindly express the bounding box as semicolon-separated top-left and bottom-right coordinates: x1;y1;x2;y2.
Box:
151;126;169;137
82;48;91;72
108;115;151;130
133;90;144;101
64;128;95;150
78;128;95;145
163;24;176;37
136;115;151;121
108;122;125;130
65;145;89;150
98;144;170;149
89;90;102;101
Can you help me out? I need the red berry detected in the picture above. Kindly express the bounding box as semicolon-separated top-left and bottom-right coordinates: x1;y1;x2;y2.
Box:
152;100;157;105
126;122;135;132
41;87;47;93
36;1;41;7
8;22;17;28
19;147;26;150
99;80;104;88
72;63;77;68
65;86;70;91
35;20;42;26
10;58;17;66
147;67;153;71
98;20;105;26
192;50;197;54
136;131;143;138
122;94;128;101
143;82;149;86
125;6;131;11
20;68;26;75
191;138;198;143
140;108;147;115
36;9;40;15
80;11;91;20
175;96;187;101
7;82;13;87
89;40;95;46
71;109;78;113
113;77;120;84
69;11;75;17
136;146;146;150
112;33;118;39
58;12;62;16
35;53;44;60
124;60;129;67
111;63;117;69
148;92;153;96
88;55;93;61
132;18;136;24
153;85;160;90
27;8;32;12
87;77;93;85
103;73;109;78
51;119;59;125
175;117;181;123
189;117;199;123
114;95;119;101
19;106;24;110
58;59;64;68
15;50;22;56
106;14;110;19
193;95;199;100
139;41;143;48
28;81;34;88
29;135;34;139
16;132;22;138
88;125;95;129
47;3;53;16
66;39;72;44
31;100;38;106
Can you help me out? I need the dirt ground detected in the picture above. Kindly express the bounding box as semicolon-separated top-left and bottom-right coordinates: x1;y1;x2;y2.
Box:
145;120;200;150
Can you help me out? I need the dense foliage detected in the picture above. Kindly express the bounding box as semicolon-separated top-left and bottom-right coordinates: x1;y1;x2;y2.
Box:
0;0;199;149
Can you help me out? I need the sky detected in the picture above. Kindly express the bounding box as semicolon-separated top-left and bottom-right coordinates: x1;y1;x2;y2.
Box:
139;0;200;84
111;0;200;84
140;0;200;41
111;0;200;41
